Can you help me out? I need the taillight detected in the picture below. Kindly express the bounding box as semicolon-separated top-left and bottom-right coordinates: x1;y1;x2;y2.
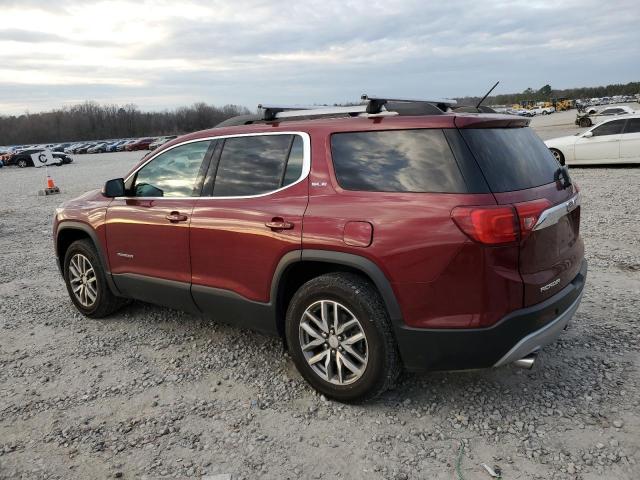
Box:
451;205;518;245
514;198;551;240
452;199;553;245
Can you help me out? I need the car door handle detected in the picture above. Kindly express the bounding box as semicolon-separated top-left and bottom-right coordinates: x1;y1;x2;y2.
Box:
166;211;188;223
265;218;294;230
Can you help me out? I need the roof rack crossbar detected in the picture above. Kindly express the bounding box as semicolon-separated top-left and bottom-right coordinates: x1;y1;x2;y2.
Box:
258;104;368;121
361;94;458;106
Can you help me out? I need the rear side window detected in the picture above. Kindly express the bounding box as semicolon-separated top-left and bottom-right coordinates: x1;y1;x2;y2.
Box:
330;129;467;193
213;134;304;197
624;118;640;134
460;127;559;193
592;119;626;137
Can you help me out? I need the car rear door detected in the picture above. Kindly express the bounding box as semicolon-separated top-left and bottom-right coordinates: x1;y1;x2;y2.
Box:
620;118;640;163
459;127;584;307
574;119;625;163
189;132;309;332
105;139;213;312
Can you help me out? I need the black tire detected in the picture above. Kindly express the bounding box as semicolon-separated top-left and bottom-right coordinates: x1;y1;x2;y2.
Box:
285;272;401;403
579;117;592;128
550;148;565;166
63;239;127;318
17;158;29;168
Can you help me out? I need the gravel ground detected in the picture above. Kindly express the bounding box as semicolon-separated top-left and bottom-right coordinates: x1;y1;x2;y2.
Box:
1;121;639;479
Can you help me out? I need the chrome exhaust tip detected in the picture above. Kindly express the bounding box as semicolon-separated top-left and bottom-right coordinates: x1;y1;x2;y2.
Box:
513;354;537;369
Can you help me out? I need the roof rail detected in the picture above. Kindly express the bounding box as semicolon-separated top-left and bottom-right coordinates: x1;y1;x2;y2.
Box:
215;95;462;127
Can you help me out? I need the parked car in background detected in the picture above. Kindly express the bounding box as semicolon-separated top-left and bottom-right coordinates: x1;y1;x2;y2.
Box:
4;149;73;167
530;105;555;115
148;135;178;150
106;140;126;152
51;143;72;152
76;143;99;154
577;105;636;127
509;108;535;117
125;137;156;151
53;99;585;402
65;143;89;154
117;140;137;151
547;114;640;165
87;142;110;154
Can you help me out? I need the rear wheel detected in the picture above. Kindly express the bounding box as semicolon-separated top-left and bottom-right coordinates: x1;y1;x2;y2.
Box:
550;148;565;165
63;239;126;318
285;273;400;403
17;158;29;168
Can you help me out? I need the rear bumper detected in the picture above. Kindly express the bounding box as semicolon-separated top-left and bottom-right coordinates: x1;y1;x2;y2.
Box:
395;260;587;372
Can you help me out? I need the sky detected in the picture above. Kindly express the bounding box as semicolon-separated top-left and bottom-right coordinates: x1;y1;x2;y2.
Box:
0;0;639;115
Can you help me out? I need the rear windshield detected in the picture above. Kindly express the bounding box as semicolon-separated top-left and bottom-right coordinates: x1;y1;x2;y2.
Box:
330;129;467;193
460;127;559;192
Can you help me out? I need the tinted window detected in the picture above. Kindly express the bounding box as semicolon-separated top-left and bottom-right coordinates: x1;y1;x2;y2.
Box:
283;136;304;186
592;120;626;137
213;134;302;197
460;127;559;193
624;118;640;134
330;129;467;193
133;141;210;197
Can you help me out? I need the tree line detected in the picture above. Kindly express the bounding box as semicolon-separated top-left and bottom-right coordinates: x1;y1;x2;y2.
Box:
456;81;640;106
0;102;250;146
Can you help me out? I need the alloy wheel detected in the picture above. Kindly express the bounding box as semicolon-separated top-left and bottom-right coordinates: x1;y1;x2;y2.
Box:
68;253;98;307
299;300;368;385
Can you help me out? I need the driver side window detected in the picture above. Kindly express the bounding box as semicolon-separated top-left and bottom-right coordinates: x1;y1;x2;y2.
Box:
591;120;626;137
132;141;211;197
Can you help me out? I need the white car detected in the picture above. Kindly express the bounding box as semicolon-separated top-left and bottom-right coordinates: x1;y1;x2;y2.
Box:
530;106;555;115
545;114;640;165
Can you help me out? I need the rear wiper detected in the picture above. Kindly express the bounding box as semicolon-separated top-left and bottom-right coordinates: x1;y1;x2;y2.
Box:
554;165;572;189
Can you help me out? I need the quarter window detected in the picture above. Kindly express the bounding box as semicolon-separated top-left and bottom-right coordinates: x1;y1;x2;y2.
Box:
624;118;640;134
591;120;626;137
133;141;210;197
213;134;304;197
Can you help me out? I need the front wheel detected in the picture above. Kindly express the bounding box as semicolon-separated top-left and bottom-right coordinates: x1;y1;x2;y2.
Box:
17;159;29;168
63;239;127;318
285;273;400;403
579;117;592;127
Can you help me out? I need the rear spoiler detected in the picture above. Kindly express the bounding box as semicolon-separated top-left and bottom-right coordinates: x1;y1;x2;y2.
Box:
454;115;530;129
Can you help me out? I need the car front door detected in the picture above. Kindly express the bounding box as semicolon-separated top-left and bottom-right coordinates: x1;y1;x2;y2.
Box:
105;139;214;311
189;132;309;333
620;118;640;163
574;119;626;164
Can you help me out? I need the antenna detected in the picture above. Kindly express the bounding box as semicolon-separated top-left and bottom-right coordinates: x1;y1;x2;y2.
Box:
475;81;500;109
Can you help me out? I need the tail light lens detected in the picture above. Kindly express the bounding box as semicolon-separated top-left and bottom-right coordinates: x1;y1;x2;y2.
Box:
514;198;551;240
452;198;553;245
451;205;518;245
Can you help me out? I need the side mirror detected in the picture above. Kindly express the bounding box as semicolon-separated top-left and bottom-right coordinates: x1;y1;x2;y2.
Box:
582;131;593;138
103;178;125;197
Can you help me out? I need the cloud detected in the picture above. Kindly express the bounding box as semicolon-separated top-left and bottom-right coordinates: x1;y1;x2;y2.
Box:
0;0;638;114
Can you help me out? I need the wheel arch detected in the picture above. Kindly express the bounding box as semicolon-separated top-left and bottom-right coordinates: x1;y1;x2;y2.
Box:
56;221;120;295
272;250;403;338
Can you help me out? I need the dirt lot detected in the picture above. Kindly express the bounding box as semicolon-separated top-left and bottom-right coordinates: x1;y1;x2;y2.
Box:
1;114;639;480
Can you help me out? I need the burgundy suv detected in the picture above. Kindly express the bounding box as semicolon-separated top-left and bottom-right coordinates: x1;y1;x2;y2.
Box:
53;98;586;402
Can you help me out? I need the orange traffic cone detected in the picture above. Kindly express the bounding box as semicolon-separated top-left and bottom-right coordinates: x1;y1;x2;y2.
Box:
39;171;61;196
